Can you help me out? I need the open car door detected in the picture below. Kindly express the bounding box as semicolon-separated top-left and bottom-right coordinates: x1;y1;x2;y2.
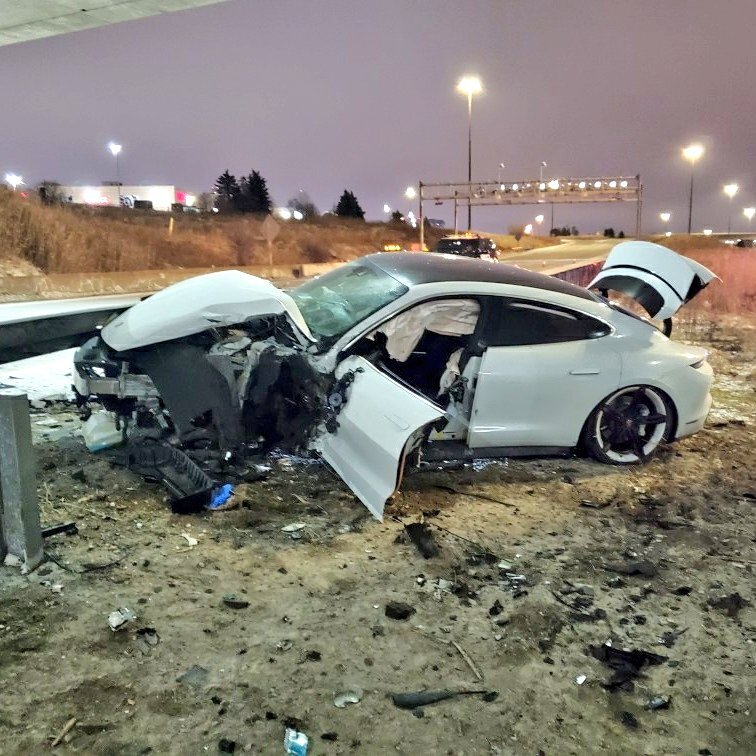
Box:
588;241;718;320
316;356;444;520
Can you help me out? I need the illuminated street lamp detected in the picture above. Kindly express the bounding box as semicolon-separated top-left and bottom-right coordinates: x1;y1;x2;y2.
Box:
744;206;755;229
404;186;417;200
108;142;122;199
383;203;391;214
540;161;547;182
4;172;23;190
723;183;739;233
456;75;482;230
535;214;545;225
497;162;505;183
681;143;704;233
659;211;671;224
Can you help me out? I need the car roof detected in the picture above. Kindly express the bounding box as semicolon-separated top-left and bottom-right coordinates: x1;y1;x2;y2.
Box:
363;252;595;301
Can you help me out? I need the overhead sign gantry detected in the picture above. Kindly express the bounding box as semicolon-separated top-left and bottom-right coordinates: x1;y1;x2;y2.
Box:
417;175;643;247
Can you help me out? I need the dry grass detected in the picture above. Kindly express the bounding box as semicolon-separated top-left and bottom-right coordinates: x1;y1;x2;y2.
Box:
680;247;756;313
0;188;553;276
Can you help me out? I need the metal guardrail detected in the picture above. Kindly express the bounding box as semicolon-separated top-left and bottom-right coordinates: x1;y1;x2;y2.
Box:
0;391;43;571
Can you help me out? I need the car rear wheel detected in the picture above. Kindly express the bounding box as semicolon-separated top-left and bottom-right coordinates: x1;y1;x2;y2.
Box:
584;386;673;465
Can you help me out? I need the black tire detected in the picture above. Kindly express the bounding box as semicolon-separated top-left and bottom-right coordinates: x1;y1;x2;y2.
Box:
584;386;674;465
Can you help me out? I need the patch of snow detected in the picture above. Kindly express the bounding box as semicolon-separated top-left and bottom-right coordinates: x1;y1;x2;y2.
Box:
0;349;75;401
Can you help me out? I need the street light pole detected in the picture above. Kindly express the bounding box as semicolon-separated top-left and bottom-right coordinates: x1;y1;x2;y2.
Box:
681;143;704;234
456;76;482;231
723;183;738;233
108;142;123;202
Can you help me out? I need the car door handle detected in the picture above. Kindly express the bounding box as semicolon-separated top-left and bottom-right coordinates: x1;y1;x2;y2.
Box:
569;368;600;375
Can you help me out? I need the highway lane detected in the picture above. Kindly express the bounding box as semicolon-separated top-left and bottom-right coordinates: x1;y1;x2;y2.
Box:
500;237;617;264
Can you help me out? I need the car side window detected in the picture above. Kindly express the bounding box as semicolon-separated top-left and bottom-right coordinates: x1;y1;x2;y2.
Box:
484;299;610;346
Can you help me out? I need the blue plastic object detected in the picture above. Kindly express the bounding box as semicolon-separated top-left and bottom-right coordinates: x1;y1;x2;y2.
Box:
283;728;309;755
208;483;235;510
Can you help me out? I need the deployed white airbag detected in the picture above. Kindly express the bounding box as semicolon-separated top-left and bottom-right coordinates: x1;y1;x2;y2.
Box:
373;299;479;361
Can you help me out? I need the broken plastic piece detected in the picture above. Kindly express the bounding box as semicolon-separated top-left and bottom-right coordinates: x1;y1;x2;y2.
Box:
120;442;216;514
107;607;137;632
391;689;493;710
333;688;363;708
283;728;309;755
209;484;235;510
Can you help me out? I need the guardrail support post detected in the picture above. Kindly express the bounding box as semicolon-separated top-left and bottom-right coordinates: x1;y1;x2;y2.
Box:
0;391;43;572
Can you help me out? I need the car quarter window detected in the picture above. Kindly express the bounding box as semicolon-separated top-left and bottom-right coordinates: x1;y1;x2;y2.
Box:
482;298;611;346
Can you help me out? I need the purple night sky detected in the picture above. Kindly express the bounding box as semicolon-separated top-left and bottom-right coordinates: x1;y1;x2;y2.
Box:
1;0;754;233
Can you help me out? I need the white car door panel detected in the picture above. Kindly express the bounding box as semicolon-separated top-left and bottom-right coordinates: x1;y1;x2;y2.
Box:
316;356;443;520
468;339;621;448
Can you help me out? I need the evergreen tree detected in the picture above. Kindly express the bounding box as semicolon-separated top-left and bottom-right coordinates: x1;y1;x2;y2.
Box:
390;210;405;223
214;170;239;205
335;189;365;220
237;170;273;214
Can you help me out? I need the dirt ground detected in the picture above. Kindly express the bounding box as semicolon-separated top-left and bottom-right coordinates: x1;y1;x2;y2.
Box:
1;315;754;755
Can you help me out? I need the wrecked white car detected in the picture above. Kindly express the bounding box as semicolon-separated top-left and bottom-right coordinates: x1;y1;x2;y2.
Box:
73;242;716;518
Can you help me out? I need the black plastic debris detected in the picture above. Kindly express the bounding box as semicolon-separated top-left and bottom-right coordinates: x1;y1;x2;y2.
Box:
385;601;416;621
222;594;250;610
488;599;504;617
391;689;495;710
620;711;639;729
671;586;693;596
218;738;236;753
589;644;667;691
119;442;216;513
708;592;750;617
404;522;440;559
604;560;658;578
580;499;610;509
41;521;78;538
321;733;338;742
658;628;687;648
645;695;672;710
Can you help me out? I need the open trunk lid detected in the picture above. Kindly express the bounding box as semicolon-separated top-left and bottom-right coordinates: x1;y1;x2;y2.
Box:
588;241;718;320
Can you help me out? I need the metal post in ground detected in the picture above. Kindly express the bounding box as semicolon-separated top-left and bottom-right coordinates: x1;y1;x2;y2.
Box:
0;391;43;571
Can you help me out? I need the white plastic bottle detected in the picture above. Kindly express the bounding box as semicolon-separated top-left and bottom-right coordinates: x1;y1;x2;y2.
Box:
82;412;123;452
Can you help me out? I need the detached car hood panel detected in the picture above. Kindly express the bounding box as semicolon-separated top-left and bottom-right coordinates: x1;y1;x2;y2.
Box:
589;241;718;320
102;270;314;351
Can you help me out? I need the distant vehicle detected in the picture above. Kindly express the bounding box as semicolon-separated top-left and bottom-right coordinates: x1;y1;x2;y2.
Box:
735;238;754;248
433;234;499;261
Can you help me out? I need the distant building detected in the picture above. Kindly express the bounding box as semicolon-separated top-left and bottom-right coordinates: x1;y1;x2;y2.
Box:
57;185;196;212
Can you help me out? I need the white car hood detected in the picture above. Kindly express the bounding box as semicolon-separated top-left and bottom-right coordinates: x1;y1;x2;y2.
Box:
102;270;314;351
588;241;718;320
